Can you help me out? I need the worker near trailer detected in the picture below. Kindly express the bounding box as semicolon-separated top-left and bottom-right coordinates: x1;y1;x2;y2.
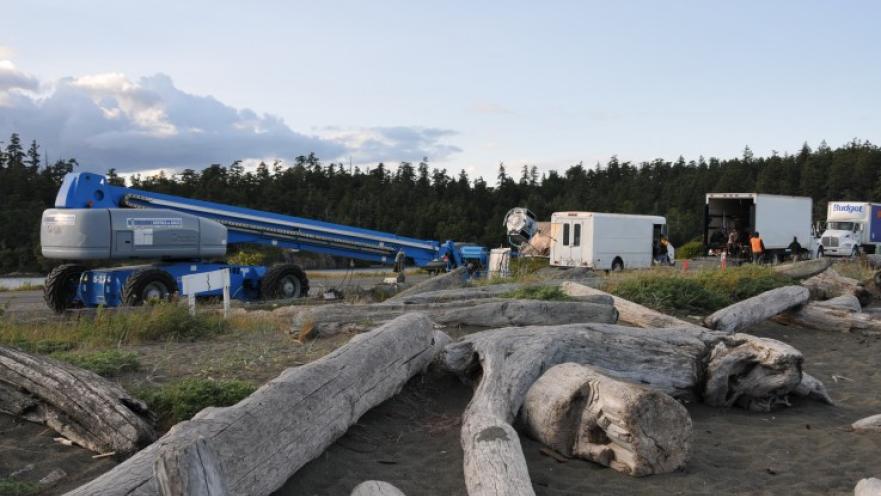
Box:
788;236;803;262
750;232;766;264
655;235;672;265
727;228;739;257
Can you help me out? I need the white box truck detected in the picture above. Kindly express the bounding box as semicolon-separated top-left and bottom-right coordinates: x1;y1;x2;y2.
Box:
818;202;881;256
703;193;813;262
550;211;667;270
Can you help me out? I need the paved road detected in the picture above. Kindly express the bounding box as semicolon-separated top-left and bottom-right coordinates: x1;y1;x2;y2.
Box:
0;290;45;313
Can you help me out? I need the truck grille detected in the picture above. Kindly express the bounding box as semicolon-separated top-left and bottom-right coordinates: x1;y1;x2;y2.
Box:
821;237;838;248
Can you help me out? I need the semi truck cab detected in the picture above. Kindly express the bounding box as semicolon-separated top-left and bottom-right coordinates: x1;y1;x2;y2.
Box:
819;202;881;256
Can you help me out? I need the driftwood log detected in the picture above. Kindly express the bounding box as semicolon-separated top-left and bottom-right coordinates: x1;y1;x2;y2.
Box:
154;437;228;496
852;414;881;432
350;481;407;496
520;363;692;476
801;269;872;306
386;266;469;302
561;281;703;330
67;313;444;496
703;285;810;332
389;283;525;304
771;258;832;279
0;346;155;455
774;295;881;334
433;299;618;327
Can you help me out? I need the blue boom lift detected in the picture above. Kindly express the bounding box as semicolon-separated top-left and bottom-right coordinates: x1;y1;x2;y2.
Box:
39;172;488;312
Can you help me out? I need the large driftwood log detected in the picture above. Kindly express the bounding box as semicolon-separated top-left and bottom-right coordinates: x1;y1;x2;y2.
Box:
703;286;810;332
520;363;692;476
801;269;872;306
561;281;703;330
774;295;881;334
856;478;881;496
852;414;881;433
350;481;407;496
433;299;618;327
771;258;832;279
154;437;228;496
390;283;525;304
66;313;444;496
702;334;804;411
386;266;469;302
0;346;155;455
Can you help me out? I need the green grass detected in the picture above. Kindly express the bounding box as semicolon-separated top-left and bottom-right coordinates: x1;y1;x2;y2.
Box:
136;378;256;429
504;285;572;301
52;349;140;377
0;478;40;496
603;265;792;313
0;303;227;351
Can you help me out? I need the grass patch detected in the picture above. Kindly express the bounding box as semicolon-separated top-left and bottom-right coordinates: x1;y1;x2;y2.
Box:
136;378;256;429
52;349;140;377
0;478;40;496
0;303;227;351
833;259;875;282
603;265;792;313
504;285;572;301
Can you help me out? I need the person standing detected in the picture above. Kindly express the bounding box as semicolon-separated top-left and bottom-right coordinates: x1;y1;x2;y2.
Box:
750;232;765;264
788;236;803;262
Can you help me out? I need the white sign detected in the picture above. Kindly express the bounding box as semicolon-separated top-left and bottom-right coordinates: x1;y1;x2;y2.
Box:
182;269;231;318
133;228;154;246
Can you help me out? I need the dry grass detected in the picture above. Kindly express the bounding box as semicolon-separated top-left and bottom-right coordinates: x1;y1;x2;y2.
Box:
832;259;876;282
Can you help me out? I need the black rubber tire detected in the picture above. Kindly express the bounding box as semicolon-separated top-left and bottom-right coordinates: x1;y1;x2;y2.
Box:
611;257;624;272
122;268;178;306
43;264;86;314
261;264;309;300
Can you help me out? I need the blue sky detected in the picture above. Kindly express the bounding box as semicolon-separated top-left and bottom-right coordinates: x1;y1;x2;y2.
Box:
1;0;879;178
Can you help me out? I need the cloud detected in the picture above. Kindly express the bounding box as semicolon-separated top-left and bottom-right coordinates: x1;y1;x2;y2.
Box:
319;126;462;164
0;61;461;172
469;102;513;115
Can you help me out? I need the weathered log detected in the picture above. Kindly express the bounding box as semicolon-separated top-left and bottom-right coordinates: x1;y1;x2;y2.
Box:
350;481;407;496
852;414;881;433
702;333;804;411
434;299;618;328
561;281;703;330
520;363;691;476
771;257;832;279
703;286;810;332
66;313;441;496
154;437;228;496
0;346;155;455
856;478;881;496
390;283;526;304
801;269;872;306
774;295;881;335
291;298;508;336
793;372;834;405
386;266;469;302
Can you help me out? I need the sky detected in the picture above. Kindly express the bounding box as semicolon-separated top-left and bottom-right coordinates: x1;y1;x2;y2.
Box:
1;0;880;179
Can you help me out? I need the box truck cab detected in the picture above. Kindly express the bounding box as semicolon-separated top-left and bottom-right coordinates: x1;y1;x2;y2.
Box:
704;193;813;262
819;202;881;256
550;211;667;270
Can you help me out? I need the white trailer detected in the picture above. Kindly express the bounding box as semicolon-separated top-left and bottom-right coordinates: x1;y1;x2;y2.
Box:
550;211;667;270
704;193;813;262
819;201;881;256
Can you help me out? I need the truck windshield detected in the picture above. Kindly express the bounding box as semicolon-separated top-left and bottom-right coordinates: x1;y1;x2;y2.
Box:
828;221;855;231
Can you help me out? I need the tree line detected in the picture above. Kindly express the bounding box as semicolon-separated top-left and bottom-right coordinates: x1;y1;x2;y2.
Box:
2;132;880;274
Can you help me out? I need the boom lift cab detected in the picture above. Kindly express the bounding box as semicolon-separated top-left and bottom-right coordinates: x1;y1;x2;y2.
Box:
40;172;479;312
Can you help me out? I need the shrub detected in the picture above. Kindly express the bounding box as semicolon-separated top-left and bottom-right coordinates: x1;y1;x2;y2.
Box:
504;285;571;301
226;249;266;267
137;378;256;429
693;265;791;302
676;240;705;260
607;272;728;313
53;349;140;377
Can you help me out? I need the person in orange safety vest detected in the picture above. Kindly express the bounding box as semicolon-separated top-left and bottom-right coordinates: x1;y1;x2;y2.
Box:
750;232;765;264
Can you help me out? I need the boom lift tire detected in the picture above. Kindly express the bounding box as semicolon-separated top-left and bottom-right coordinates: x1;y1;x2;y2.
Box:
261;264;309;300
122;268;178;306
43;264;86;314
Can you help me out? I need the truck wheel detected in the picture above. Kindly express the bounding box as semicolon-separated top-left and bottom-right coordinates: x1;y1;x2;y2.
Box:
122;268;178;306
261;264;309;300
43;264;86;314
611;257;624;272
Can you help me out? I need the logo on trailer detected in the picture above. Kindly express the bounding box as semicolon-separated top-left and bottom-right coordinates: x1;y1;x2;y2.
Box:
832;204;864;214
126;218;183;229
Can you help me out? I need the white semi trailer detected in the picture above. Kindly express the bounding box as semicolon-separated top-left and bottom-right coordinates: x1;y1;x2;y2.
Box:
703;193;813;262
550;211;667;270
819;201;881;256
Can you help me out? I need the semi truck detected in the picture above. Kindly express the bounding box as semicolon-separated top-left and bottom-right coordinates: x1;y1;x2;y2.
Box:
39;172;488;312
549;211;667;270
818;201;881;256
703;193;813;262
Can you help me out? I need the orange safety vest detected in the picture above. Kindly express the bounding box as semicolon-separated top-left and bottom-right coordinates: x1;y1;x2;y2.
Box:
750;236;764;253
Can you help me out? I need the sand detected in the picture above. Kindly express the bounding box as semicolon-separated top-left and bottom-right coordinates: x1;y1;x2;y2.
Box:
2;319;879;495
